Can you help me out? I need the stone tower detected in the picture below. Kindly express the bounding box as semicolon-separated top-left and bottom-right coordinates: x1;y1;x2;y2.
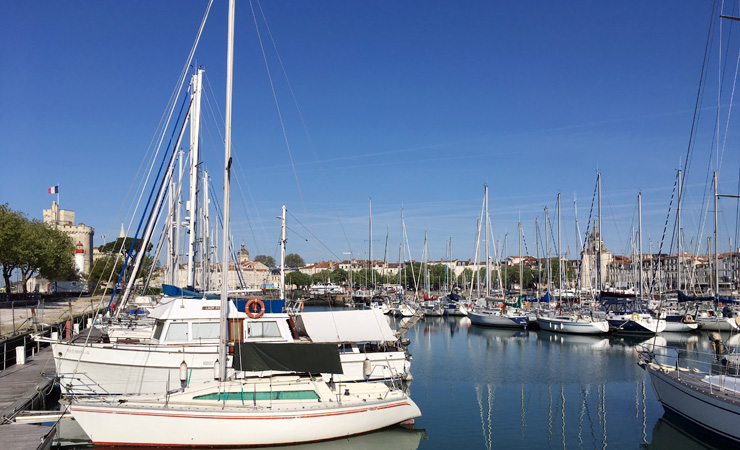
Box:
43;201;94;275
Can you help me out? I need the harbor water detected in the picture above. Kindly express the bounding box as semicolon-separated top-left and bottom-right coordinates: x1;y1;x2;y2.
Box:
65;313;731;450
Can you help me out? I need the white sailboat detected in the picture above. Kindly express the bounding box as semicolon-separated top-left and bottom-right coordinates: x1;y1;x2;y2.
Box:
69;3;421;446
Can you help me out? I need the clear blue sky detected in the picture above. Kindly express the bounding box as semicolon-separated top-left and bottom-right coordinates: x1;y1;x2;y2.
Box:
2;1;739;267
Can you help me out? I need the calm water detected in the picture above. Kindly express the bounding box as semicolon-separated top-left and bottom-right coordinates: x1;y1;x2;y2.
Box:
68;313;733;450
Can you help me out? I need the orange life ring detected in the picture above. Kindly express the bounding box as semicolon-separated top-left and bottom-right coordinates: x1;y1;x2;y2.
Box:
246;298;265;319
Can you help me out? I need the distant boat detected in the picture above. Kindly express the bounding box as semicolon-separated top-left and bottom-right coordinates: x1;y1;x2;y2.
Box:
308;281;346;296
468;307;529;328
538;313;609;335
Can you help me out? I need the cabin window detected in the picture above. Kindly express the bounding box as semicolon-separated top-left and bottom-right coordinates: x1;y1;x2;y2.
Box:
164;322;189;341
192;322;220;340
152;321;165;340
247;321;281;338
193;390;319;401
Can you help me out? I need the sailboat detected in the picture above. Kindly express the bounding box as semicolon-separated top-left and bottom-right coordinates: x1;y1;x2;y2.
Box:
68;3;420;445
468;186;528;328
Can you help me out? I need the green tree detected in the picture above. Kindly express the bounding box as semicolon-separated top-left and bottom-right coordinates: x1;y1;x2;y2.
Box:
254;255;276;268
0;204;26;292
331;268;348;283
285;253;305;268
285;271;310;287
98;237;153;258
35;223;77;283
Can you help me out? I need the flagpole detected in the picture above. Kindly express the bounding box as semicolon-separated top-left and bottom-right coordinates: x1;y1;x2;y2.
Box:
57;184;60;207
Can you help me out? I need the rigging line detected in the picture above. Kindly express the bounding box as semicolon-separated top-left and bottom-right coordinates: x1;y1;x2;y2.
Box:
123;1;214;254
254;0;353;255
202;76;268;254
106;96;191;314
285;211;342;261
718;24;740;178
248;0;318;264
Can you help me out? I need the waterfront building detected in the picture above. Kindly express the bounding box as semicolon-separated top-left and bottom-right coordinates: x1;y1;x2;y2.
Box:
42;201;94;275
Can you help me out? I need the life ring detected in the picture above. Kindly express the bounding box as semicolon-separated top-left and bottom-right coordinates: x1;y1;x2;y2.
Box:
246;298;265;319
685;315;694;323
631;313;639;321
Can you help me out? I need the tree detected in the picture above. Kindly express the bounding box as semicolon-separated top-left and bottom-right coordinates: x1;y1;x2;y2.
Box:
0;204;26;292
0;205;76;293
331;268;348;283
285;253;305;268
98;237;153;258
254;254;276;268
285;271;310;287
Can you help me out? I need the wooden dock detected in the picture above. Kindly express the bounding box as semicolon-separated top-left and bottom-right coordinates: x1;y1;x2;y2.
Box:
0;345;58;450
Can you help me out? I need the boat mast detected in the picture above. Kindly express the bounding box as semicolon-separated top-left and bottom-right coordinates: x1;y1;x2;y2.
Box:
280;204;286;301
714;171;718;297
597;172;602;292
485;185;490;296
219;0;235;382
557;193;562;301
202;169;210;291
638;192;643;297
174;148;184;285
545;207;551;294
535;218;541;299
369;197;373;291
518;221;523;300
187;68;204;290
677;170;682;294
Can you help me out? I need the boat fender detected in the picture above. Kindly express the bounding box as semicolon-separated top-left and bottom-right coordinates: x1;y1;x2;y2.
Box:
363;358;372;380
631;313;639;321
246;298;265;319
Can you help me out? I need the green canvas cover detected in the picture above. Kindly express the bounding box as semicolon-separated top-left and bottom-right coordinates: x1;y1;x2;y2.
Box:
232;342;344;374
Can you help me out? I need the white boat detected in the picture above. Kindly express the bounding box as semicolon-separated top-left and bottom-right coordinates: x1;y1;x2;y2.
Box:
308;281;346;296
47;297;410;395
696;310;740;331
640;355;740;445
537;313;609;335
606;311;666;334
468;308;529;328
70;358;421;446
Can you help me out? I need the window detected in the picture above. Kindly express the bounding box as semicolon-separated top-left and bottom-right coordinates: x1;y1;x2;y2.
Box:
193;390;319;401
164;322;189;342
247;321;282;338
192;322;220;340
152;321;165;340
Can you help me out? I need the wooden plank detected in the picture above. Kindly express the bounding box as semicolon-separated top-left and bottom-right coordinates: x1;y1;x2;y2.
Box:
0;423;54;450
0;346;56;420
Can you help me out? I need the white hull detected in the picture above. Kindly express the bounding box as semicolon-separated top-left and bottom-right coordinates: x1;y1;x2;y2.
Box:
646;363;740;444
697;316;739;331
538;316;609;335
468;310;528;328
53;342;408;395
70;378;421;446
661;321;699;333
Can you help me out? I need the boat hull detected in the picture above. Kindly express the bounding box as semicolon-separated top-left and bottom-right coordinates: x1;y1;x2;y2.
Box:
71;396;420;447
468;311;528;328
646;363;740;444
538;317;609;335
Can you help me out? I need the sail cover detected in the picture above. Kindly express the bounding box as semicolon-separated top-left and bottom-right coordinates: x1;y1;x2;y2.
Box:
233;343;343;374
296;309;397;343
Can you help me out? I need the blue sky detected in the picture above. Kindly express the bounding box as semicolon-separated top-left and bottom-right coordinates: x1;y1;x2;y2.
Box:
2;1;739;267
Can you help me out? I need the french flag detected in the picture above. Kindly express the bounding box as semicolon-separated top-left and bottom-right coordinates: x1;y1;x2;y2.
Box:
48;185;59;194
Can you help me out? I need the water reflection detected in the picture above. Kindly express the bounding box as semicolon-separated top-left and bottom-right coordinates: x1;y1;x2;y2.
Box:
643;414;724;450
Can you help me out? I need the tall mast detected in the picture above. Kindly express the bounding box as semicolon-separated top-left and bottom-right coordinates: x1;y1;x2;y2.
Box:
167;161;177;285
280;205;286;301
597;172;602;291
202;169;210;291
677;170;682;293
545;207;551;294
485;185;490;296
219;0;235;382
638;192;643;296
518;221;522;299
535;218;540;299
187;68;204;290
557;193;562;300
369;197;373;290
714;171;719;296
174;148;184;285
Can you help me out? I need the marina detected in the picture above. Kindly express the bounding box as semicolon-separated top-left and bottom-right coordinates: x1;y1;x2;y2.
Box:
2;1;740;449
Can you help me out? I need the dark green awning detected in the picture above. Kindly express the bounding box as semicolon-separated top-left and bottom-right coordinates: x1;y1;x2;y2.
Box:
232;342;343;374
